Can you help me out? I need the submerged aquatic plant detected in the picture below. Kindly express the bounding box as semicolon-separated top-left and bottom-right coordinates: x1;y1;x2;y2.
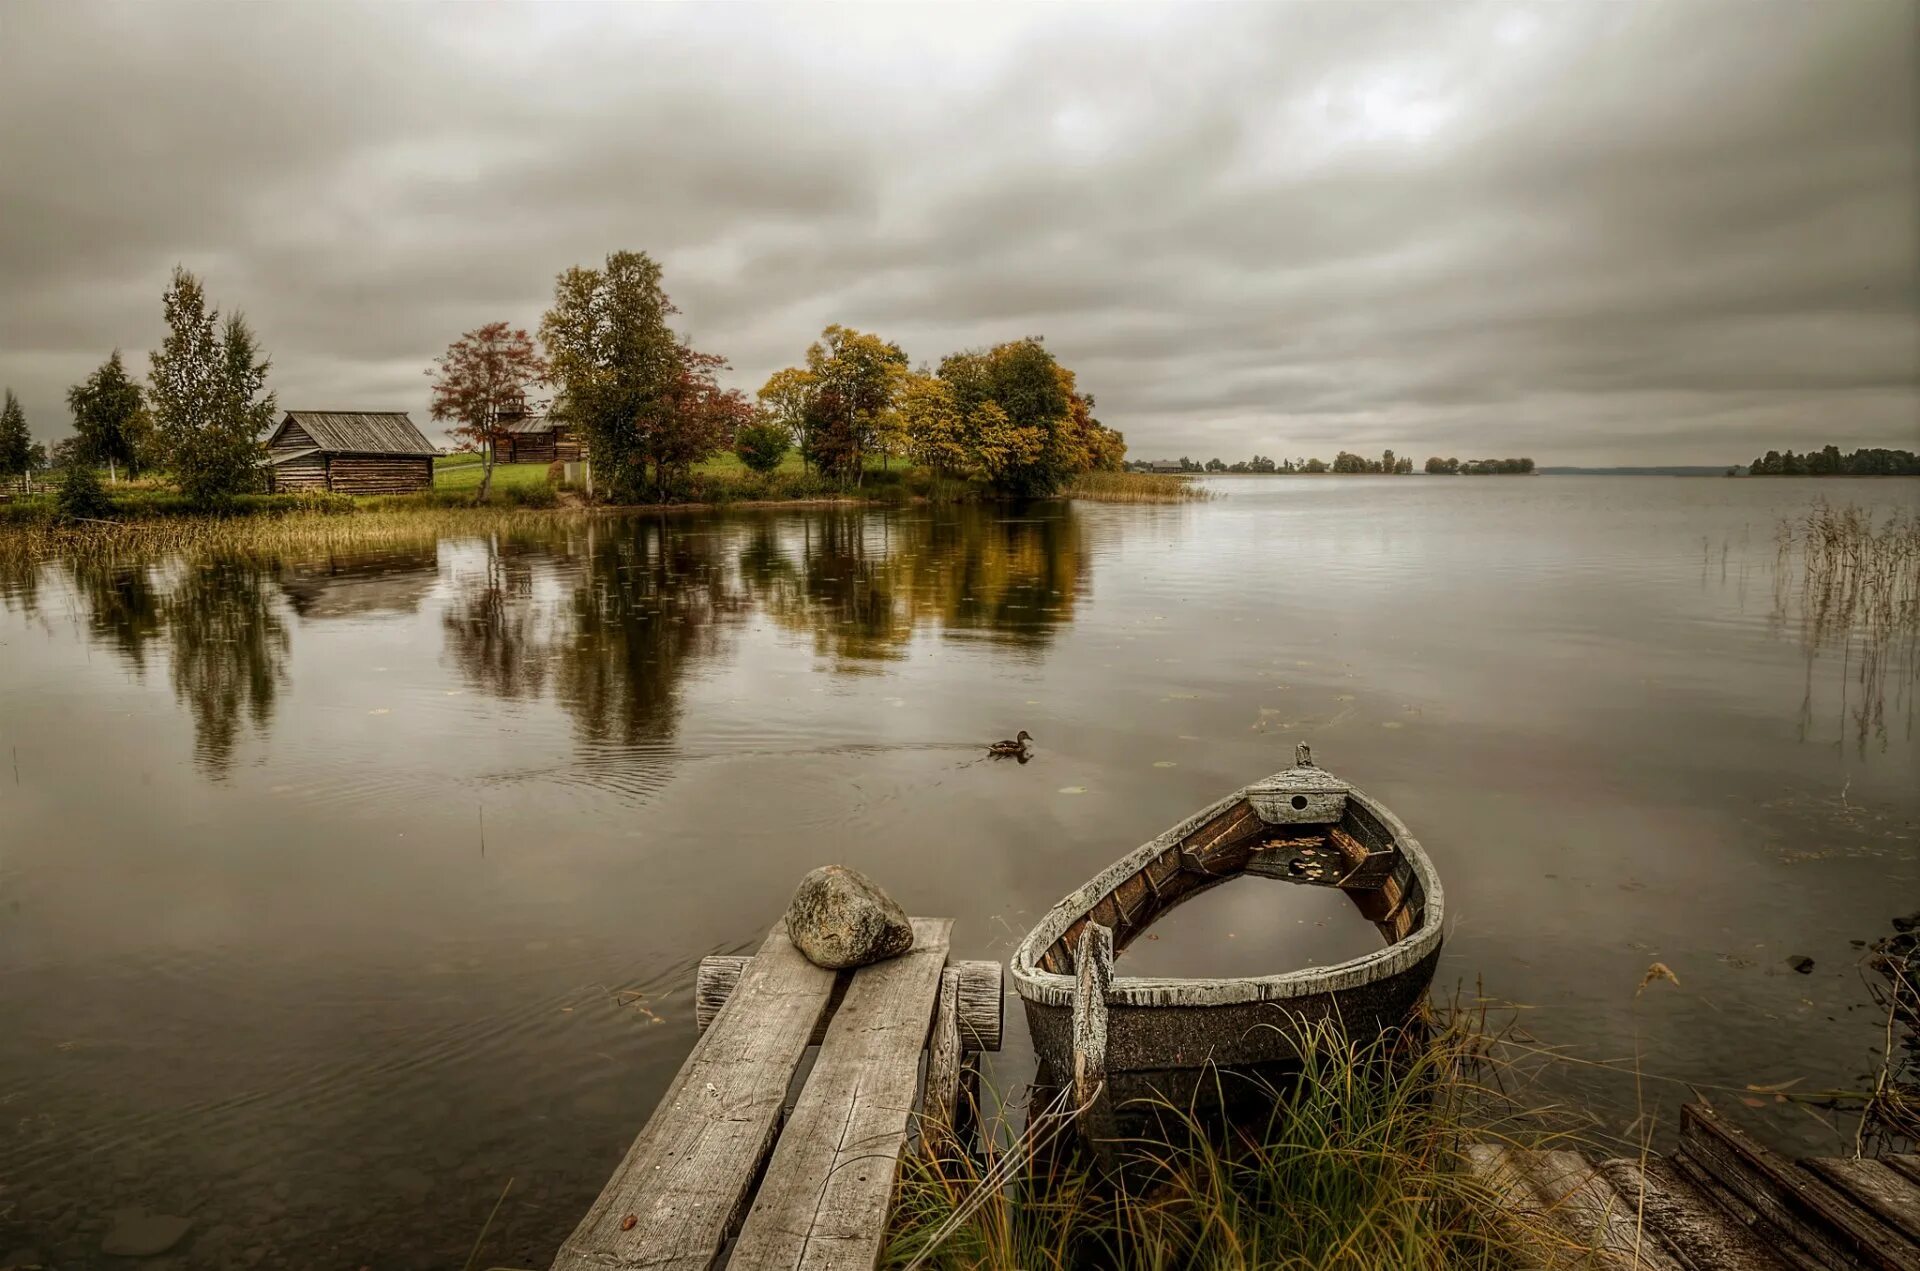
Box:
887;1011;1579;1271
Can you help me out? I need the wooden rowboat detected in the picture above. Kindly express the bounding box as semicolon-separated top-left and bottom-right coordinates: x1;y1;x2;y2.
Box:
1010;745;1444;1139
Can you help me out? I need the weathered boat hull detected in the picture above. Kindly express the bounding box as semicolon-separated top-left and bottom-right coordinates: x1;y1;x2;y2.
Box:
1011;748;1445;1133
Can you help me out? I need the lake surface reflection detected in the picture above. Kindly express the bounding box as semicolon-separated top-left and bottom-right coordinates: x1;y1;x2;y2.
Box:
0;479;1913;1268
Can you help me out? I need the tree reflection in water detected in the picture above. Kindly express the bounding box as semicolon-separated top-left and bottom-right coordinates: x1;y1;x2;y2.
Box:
34;502;1091;775
161;559;290;776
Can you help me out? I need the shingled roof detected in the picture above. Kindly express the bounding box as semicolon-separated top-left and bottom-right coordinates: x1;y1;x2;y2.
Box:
273;411;437;456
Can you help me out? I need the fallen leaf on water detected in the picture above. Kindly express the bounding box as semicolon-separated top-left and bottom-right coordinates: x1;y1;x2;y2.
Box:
1741;1097;1768;1108
1636;962;1680;996
1746;1078;1802;1093
1058;786;1087;795
1153;761;1177;768
1382;721;1403;729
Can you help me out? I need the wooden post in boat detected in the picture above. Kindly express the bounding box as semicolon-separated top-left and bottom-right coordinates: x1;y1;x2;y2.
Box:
1072;922;1119;1166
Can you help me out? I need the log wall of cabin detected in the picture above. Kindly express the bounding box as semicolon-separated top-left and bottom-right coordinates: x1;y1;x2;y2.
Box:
504;432;557;465
554;427;584;462
270;454;328;492
325;455;433;495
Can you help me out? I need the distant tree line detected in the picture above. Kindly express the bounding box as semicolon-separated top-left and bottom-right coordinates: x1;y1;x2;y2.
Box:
1746;446;1919;476
1424;456;1535;475
1131;449;1535;476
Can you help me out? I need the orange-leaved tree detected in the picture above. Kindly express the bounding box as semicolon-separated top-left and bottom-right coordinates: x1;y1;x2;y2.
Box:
426;322;547;502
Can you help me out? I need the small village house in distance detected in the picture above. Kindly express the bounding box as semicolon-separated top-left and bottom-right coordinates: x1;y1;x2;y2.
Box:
496;412;585;465
264;411;438;494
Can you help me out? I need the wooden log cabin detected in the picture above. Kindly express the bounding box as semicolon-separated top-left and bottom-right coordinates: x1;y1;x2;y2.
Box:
265;411;438;495
497;414;584;466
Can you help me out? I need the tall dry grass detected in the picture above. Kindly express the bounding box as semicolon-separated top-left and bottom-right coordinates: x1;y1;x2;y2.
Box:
1063;472;1214;503
887;1012;1579;1271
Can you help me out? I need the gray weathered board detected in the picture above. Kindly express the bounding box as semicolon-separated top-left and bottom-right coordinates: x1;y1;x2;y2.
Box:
549;925;838;1271
550;917;992;1271
728;918;952;1269
1469;1108;1920;1271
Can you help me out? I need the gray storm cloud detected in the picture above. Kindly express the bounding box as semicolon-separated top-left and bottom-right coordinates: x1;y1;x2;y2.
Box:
1;0;1914;465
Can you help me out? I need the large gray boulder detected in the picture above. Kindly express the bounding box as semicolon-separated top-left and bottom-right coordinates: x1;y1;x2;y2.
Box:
786;866;913;969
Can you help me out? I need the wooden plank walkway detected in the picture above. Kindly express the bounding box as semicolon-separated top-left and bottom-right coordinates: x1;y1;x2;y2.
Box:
550;916;1000;1271
1470;1103;1920;1270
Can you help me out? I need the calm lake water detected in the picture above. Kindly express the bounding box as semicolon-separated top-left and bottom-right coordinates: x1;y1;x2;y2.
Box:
1;476;1914;1268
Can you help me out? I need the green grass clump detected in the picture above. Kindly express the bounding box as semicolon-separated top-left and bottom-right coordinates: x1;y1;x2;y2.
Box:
887;1015;1560;1271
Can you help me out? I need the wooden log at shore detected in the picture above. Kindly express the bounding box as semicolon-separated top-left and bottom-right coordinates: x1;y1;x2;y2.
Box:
728;918;952;1270
549;925;838;1271
1677;1103;1917;1271
1598;1156;1797;1271
696;952;1003;1050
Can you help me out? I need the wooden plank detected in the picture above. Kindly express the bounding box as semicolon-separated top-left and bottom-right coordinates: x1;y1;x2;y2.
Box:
1468;1146;1686;1270
548;925;840;1271
1598;1156;1796;1271
1670;1156;1827;1271
1889;1156;1920;1190
1802;1158;1920;1248
696;955;1000;1050
1677;1104;1916;1271
921;966;963;1154
728;918;952;1271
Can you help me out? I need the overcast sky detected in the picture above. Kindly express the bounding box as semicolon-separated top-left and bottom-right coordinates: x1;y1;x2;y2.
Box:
1;2;1915;465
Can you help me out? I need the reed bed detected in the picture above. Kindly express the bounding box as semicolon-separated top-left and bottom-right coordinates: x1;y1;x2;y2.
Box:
1063;471;1214;503
0;503;580;570
886;1012;1583;1271
1771;500;1920;747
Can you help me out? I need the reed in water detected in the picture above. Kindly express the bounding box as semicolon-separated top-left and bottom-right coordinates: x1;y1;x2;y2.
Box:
1771;500;1920;749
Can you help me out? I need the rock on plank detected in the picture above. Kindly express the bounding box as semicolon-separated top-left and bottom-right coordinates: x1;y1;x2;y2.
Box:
786;866;913;969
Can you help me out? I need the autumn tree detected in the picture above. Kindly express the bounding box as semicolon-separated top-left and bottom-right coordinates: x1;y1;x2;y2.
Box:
755;366;815;468
67;350;153;482
899;371;971;475
0;389;32;493
148;268;276;506
938;338;1086;496
798;325;907;485
541;250;736;502
426;322;547;502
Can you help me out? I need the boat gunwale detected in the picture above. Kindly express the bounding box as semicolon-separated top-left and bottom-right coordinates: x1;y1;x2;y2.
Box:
1009;768;1446;1010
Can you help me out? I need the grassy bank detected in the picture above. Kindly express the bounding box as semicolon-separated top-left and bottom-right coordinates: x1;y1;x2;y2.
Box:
886;1015;1573;1271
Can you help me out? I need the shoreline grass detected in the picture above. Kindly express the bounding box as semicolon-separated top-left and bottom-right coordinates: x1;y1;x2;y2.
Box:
887;1012;1580;1271
0;465;1208;563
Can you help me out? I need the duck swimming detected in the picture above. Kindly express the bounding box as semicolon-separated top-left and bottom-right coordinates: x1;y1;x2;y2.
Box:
988;730;1034;757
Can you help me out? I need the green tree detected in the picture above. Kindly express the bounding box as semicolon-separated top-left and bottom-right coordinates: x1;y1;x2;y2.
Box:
541;250;734;502
734;419;791;474
148;268;276;506
0;389;31;492
67;350;152;481
57;459;112;520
